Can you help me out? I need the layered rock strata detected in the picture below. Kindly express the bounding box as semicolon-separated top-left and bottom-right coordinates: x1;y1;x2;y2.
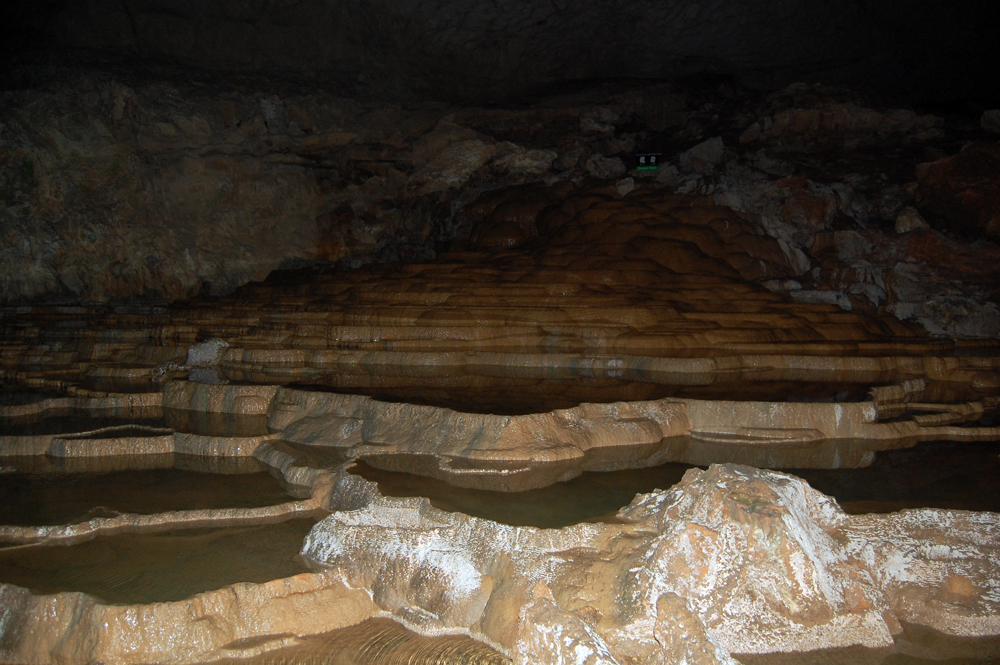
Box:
267;382;999;490
4;183;999;406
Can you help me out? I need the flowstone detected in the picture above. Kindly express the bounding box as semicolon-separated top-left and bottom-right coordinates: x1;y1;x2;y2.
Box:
1;380;999;663
300;463;1000;664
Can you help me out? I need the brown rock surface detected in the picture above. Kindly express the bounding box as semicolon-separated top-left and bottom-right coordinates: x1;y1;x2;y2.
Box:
0;78;549;303
0;571;376;665
739;83;944;151
298;464;1000;664
263;383;999;489
917;141;1000;241
2;78;999;665
3;76;998;350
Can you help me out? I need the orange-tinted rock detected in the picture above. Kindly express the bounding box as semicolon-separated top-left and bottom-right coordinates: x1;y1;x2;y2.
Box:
740;83;943;151
0;572;376;665
917;141;1000;241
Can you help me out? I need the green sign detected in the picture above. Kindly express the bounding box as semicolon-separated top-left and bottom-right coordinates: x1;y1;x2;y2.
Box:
636;153;661;171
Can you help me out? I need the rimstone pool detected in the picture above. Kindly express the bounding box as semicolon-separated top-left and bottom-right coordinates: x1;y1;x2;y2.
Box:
1;182;1000;663
2;1;1000;657
2;357;999;664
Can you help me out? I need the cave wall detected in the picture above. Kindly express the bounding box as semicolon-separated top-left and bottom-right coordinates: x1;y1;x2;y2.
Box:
1;0;998;307
0;79;466;303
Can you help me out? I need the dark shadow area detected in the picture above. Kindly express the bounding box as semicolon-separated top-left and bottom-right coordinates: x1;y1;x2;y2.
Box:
792;440;1000;515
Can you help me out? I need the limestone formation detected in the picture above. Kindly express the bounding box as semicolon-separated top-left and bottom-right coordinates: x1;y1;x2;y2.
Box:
8;452;994;664
2;72;1000;665
893;206;928;234
0;571;377;665
266;382;998;490
3;78;998;343
739;83;944;150
298;464;1000;664
2;373;1000;664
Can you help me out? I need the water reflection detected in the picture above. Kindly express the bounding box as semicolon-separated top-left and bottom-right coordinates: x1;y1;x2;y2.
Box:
0;415;167;436
277;376;876;415
354;439;1000;527
221;363;991;415
352;459;694;528
163;407;271;436
0;452;264;475
0;519;317;603
791;440;1000;514
0;463;291;527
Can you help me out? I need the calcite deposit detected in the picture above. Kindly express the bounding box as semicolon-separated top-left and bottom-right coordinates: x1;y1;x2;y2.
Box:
2;70;1000;665
297;463;1000;663
2;373;1000;664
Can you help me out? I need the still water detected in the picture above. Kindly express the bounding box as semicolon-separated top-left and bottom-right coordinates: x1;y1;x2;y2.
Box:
0;464;293;526
0;519;317;604
353;440;1000;528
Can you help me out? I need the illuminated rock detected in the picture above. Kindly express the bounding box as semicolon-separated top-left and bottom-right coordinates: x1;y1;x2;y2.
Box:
299;464;1000;664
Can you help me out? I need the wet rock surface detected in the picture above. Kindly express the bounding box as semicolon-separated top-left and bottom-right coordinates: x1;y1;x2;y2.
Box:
299;464;1000;664
2;70;1000;665
1;374;999;663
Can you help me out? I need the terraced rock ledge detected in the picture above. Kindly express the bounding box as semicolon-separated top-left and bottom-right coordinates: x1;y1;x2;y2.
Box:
1;375;999;664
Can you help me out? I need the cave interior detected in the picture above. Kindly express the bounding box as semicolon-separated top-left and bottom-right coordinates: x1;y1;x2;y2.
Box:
1;2;1000;664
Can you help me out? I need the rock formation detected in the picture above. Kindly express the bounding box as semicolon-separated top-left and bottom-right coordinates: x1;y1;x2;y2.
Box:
302;463;1000;664
1;38;999;665
3;405;999;664
1;365;999;663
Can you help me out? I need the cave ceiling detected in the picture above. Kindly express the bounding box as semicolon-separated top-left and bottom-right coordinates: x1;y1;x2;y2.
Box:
2;0;999;104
